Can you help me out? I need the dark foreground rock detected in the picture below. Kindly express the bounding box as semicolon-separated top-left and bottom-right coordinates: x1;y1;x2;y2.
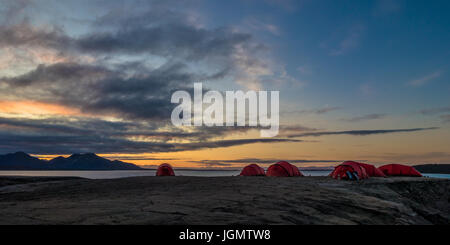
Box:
0;176;448;225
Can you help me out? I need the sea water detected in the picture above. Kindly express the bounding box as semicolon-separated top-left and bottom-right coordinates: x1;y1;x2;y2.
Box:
0;170;448;179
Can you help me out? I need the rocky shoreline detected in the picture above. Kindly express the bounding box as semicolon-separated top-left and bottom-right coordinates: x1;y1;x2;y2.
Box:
0;176;449;225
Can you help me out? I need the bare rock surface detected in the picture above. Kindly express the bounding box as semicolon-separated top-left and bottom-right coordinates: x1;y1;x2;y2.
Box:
0;176;449;225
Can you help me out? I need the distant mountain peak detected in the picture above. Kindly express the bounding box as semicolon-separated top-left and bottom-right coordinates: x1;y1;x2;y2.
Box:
12;151;32;157
1;152;142;170
0;152;47;170
68;153;100;159
14;151;28;155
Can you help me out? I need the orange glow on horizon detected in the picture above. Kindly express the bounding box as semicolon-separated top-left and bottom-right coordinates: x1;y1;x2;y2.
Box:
0;100;83;117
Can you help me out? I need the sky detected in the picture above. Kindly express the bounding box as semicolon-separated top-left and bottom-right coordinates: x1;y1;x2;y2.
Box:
0;0;449;168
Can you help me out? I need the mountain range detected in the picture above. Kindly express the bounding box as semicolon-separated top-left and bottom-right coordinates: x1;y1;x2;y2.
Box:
0;152;142;170
1;152;449;173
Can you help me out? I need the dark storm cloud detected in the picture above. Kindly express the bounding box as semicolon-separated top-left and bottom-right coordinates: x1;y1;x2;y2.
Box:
0;115;288;154
0;117;93;135
0;62;200;120
1;62;109;87
0;132;173;155
0;5;260;63
287;127;438;138
0;116;256;141
0;130;299;155
89;4;262;61
0;22;71;50
0;2;264;120
76;24;254;61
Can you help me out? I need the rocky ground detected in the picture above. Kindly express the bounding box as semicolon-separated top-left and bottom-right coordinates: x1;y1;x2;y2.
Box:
0;176;449;224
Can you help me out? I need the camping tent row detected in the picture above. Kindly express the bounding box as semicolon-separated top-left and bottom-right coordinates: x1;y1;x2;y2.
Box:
155;161;302;177
243;161;303;177
329;161;422;180
155;162;422;179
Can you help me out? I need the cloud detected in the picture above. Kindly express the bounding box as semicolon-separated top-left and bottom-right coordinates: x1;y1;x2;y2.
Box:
0;130;299;155
419;106;450;115
0;62;188;120
0;0;296;120
313;107;342;114
407;71;442;87
243;17;281;36
196;161;234;167
359;83;375;96
441;115;450;123
282;106;341;115
76;25;254;61
0;116;257;142
190;158;341;166
178;138;301;152
0;3;293;90
343;113;387;122
296;65;312;75
0;0;31;25
287;127;438;138
0;115;299;154
361;151;450;164
0;22;71;51
329;24;365;56
280;125;318;132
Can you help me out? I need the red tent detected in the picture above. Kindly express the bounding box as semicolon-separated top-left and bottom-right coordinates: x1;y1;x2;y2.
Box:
378;164;422;177
357;162;386;177
240;164;266;176
330;161;369;180
266;161;303;177
156;163;175;176
291;164;303;177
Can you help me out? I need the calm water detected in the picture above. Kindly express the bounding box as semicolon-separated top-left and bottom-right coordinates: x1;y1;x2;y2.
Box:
0;170;448;179
0;170;330;179
422;173;450;179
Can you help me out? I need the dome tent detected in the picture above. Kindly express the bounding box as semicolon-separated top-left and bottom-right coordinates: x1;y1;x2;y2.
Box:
240;164;266;176
266;161;303;177
378;164;422;177
156;163;175;176
290;164;303;176
330;161;369;180
357;162;386;177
